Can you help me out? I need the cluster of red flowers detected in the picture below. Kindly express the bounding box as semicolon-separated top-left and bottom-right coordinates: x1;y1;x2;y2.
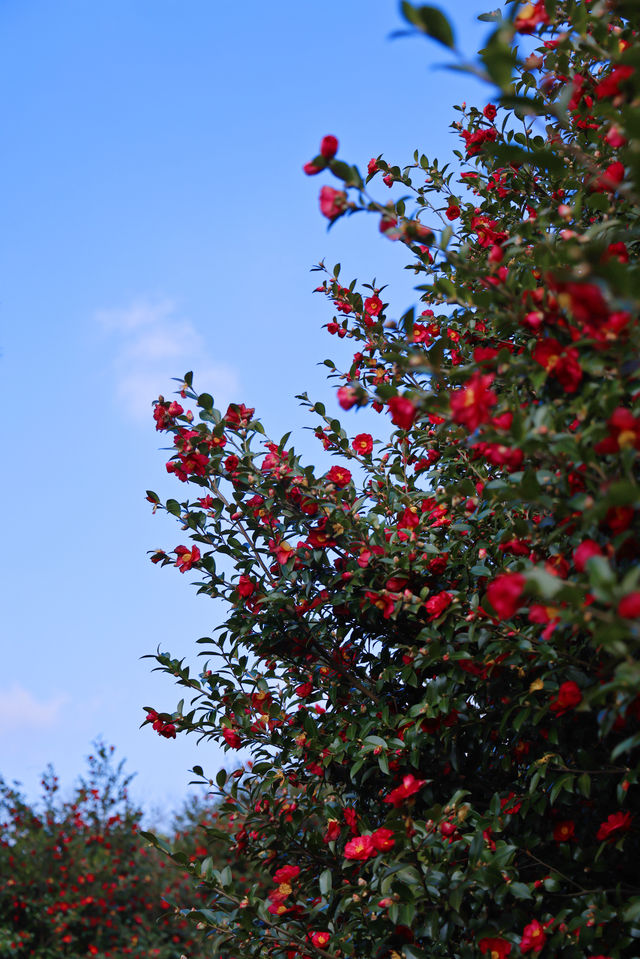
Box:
0;747;207;957
344;828;395;860
146;3;640;958
145;709;177;739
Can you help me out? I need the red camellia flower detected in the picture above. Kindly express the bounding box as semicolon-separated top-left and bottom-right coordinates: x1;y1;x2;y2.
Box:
424;591;453;621
251;691;272;715
364;295;383;316
427;552;449;573
167;451;209;482
514;1;550;34
531;604;561;630
365;590;397;619
352;433;373;455
594;65;634;100
479;937;512;959
224;402;255;427
471;214;508;248
320;135;338;159
337;386;359;410
446;204;460;220
371;827;395;852
596;810;633;842
303;160;323;176
483;104;497;121
520;920;546;953
533;338;582;392
384;774;426;807
344;834;376;860
486;573;526;619
461;126;498;157
319;185;347;220
311;931;331;948
267;898;290;916
174;545;201;573
388;395;417;430
153;400;184;431
594;407;640;454
592;161;625;193
323;819;341;843
549;680;582;715
147;710;178;739
573;540;603;572
606;505;635;535
237;574;256;598
343;807;358;832
270;538;295;565
273;865;300;884
222;727;242;749
450;372;497;431
618;593;640;619
327;465;352;488
553;820;575;842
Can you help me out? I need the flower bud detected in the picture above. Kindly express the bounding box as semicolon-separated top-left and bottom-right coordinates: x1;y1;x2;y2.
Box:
320;135;339;158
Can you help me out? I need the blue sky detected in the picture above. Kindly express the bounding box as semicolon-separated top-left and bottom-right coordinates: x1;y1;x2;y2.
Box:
1;0;495;818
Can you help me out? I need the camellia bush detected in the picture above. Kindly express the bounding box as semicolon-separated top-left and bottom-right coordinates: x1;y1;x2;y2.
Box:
0;743;210;958
144;1;640;956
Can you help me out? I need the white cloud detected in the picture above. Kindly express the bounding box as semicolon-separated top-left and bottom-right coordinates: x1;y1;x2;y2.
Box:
95;298;176;332
0;684;68;731
96;298;240;422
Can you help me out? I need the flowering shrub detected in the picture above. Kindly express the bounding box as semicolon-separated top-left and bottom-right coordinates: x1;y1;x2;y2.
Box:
0;743;208;958
146;2;640;957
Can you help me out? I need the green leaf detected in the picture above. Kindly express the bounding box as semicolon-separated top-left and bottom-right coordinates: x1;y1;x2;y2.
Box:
509;881;533;900
499;93;546;115
480;27;517;88
435;277;456;298
483;142;565;173
526;567;562;600
198;392;214;410
623;898;640;922
550;773;574;805
586;555;615;590
319;868;333;896
401;306;415;337
440;224;453;249
330;159;354;181
401;3;455;49
448;886;463;911
365;735;387;747
578;773;591;798
468;830;484;862
611;731;640;760
139;830;172;856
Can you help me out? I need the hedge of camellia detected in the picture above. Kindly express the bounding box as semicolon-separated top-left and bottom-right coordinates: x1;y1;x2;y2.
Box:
0;743;209;958
144;1;640;956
